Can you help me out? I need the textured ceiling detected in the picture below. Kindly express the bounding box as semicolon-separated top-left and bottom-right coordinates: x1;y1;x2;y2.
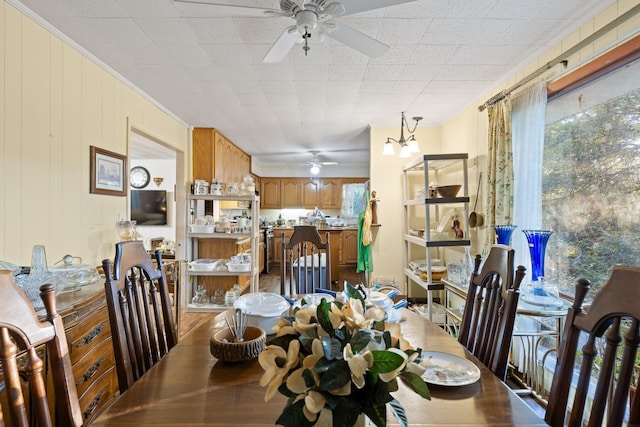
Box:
12;0;615;167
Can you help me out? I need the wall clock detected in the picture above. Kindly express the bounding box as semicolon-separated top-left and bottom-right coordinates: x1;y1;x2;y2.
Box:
130;166;150;189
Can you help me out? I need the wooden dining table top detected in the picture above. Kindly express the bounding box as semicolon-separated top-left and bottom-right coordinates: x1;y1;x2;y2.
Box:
90;308;547;426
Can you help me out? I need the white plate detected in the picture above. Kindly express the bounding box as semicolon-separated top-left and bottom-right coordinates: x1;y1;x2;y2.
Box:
420;351;481;386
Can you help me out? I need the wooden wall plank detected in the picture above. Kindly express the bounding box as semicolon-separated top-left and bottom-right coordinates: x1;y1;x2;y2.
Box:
4;6;23;262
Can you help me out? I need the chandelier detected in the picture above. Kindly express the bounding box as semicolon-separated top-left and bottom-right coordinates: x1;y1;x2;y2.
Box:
382;112;423;158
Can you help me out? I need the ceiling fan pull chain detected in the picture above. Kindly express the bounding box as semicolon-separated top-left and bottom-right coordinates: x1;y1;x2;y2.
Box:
303;30;311;55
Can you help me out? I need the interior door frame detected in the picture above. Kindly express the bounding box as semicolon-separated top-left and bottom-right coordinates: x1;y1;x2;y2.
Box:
126;119;187;261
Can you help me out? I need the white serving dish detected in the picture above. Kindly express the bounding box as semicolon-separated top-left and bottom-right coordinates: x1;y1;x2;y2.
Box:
189;224;214;233
227;262;250;272
188;259;220;271
234;292;290;333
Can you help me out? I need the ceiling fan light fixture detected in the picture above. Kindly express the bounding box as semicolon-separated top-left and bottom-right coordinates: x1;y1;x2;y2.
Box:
296;9;318;34
310;164;321;175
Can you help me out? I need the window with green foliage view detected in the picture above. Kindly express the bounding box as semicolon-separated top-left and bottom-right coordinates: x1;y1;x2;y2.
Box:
542;59;640;294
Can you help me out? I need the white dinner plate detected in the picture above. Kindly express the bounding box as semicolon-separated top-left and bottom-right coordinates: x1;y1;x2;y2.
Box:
420;351;481;386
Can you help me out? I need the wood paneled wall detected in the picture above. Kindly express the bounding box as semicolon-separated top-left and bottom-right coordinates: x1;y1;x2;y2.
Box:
0;3;189;266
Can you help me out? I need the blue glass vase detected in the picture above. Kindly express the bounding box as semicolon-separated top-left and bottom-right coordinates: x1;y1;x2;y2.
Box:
522;230;553;282
493;225;517;245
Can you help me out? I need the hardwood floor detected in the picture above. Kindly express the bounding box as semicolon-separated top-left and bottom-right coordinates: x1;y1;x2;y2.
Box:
177;265;365;337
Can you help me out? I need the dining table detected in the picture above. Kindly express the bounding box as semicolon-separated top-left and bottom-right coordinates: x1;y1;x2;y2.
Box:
90;307;547;426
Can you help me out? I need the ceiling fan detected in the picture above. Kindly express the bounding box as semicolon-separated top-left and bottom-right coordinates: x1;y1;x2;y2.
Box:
305;151;338;174
173;0;418;62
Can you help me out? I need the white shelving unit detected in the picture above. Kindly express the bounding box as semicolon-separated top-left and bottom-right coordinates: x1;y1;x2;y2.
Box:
403;154;470;320
185;194;260;312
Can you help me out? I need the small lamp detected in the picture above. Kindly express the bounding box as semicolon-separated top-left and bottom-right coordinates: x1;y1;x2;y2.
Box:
153;177;164;187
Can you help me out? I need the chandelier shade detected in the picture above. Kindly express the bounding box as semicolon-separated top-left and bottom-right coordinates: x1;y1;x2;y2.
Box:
382;112;423;157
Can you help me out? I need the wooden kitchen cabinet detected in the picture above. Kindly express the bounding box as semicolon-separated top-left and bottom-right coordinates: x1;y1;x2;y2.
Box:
320;178;341;209
273;228;294;264
340;229;359;264
260;178;281;209
281;178;302;207
302;179;320;208
192;128;251;184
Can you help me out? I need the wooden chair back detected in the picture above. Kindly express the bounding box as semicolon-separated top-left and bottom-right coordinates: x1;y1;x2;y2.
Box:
0;271;83;426
458;244;525;381
545;265;640;427
102;241;177;394
281;226;331;296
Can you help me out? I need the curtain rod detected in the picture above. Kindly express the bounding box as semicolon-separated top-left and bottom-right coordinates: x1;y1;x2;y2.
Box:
478;3;640;112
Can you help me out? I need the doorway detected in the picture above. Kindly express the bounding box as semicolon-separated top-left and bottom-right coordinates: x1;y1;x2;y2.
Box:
128;127;186;260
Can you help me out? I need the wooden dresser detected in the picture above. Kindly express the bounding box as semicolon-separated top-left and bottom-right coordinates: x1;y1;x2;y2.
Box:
0;282;118;424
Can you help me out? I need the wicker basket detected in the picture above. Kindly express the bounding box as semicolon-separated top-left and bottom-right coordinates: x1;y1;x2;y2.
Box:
210;326;266;362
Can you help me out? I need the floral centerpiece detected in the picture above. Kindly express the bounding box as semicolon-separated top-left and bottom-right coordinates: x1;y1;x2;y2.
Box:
258;283;431;427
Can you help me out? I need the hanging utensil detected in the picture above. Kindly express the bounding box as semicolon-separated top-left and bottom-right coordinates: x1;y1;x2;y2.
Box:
469;172;484;228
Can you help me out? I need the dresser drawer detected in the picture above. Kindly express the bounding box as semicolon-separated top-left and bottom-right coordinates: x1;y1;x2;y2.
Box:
73;337;116;397
66;307;111;362
79;367;118;424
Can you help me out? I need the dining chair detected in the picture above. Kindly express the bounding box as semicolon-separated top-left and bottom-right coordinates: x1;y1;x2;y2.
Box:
545;265;640;427
457;244;526;381
102;240;178;394
281;225;331;296
0;271;83;426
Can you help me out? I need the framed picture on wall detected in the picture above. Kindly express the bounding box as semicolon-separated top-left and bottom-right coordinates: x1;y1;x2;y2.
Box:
90;145;127;196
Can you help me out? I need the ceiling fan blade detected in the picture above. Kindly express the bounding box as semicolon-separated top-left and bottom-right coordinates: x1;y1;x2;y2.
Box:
322;3;346;18
340;0;419;16
263;26;301;63
326;21;389;57
320;162;339;165
173;0;286;17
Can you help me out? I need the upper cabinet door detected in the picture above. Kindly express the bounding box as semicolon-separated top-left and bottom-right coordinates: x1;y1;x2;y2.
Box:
261;178;281;209
281;178;302;208
302;179;320;209
320;178;341;210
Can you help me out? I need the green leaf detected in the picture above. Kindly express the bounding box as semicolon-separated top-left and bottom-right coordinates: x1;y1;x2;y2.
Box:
275;399;314;427
317;299;334;335
332;399;362;427
400;371;431;400
345;281;366;311
318;360;351;391
314;356;334;373
387;399;409;427
350;330;372;354
321;336;343;360
369;350;404;374
298;328;319;353
362;404;387;427
302;368;316;388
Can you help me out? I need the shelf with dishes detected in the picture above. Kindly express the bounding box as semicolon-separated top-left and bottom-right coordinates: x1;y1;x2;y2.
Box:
185;193;260;313
402;153;470;321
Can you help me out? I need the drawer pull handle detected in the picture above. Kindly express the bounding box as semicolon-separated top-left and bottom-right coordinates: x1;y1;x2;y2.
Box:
77;356;106;386
77;322;106;348
83;388;106;420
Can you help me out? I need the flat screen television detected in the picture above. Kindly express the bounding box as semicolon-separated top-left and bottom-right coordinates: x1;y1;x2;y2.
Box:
131;190;168;226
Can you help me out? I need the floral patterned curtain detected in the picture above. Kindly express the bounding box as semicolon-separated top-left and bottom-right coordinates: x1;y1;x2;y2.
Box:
484;98;514;254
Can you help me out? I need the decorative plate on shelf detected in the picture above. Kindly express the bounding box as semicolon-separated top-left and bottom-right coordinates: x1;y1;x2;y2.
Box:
420;351;481;386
